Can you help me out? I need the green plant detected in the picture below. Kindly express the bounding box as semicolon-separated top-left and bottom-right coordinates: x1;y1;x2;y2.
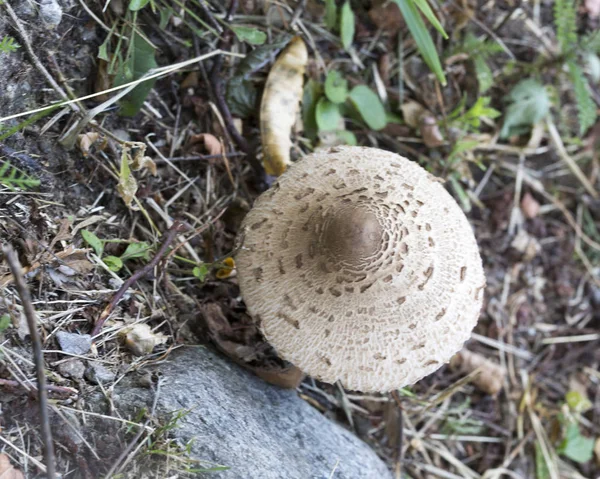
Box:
554;0;598;135
0;161;40;190
324;0;447;84
81;230;151;272
456;33;504;93
555;390;596;464
500;79;551;138
0;35;19;54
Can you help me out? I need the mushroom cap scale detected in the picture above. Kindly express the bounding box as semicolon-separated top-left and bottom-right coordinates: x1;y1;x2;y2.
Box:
236;147;485;392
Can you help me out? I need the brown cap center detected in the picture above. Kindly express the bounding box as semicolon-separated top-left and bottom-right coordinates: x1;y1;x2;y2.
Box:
319;206;384;262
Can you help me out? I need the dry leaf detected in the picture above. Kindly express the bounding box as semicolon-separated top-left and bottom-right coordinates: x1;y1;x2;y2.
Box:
180;71;199;89
215;257;235;279
400;100;428;129
187;133;223;156
449;349;506;395
595;437;600;466
368;1;405;34
0;453;25;479
420;115;445;148
511;228;541;261
520;192;540;219
260;36;308;176
129;142;157;175
77;132;101;157
121;323;168;356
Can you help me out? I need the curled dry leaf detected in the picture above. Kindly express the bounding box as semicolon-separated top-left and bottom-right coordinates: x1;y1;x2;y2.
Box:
215;257;235;279
77;132;107;157
420;115;445;148
121;323;168;356
260;36;308;176
400;100;428;129
0;454;25;479
368;1;405;34
450;349;506;395
520;192;540;219
187;133;223;156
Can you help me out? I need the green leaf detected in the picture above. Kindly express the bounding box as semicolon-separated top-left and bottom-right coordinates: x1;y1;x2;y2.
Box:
302;79;322;141
585;52;600;83
554;0;577;52
567;61;597;135
98;38;110;62
193;264;209;282
393;0;446;85
316;97;343;132
535;442;551;479
565;391;593;413
226;76;258;118
230;26;267;45
0;314;11;334
128;0;150;11
340;1;355;50
113;32;158;116
121;242;151;261
334;130;357;146
81;230;104;257
348;85;387;130
324;70;348;104
103;256;124;272
500;79;550;138
325;0;337;31
411;0;448;39
558;423;595;464
473;56;494;93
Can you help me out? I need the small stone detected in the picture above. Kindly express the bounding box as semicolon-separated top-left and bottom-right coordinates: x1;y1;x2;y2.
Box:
58;359;86;379
56;331;92;355
85;363;116;384
39;0;63;27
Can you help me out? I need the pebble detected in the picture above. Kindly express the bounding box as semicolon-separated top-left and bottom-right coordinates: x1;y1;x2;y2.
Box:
85;363;116;384
56;331;92;355
39;0;63;28
58;359;86;379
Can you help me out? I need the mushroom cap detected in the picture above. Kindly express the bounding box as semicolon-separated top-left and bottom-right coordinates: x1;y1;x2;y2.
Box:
236;147;485;392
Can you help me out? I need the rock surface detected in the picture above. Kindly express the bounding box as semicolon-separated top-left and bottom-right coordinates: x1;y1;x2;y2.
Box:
112;346;392;479
56;331;92;355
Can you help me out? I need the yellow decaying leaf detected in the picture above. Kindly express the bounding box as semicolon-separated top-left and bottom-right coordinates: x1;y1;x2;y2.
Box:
117;142;157;208
216;257;235;279
260;36;308;176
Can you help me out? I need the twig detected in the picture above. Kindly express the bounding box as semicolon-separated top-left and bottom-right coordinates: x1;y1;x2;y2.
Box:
2;246;56;479
2;0;79;114
0;378;78;396
155;152;246;163
90;222;185;338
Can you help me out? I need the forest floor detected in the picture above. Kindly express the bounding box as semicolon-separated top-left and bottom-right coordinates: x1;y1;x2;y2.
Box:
1;0;600;478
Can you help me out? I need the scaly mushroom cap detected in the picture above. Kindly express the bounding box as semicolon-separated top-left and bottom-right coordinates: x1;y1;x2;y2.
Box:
236;147;485;392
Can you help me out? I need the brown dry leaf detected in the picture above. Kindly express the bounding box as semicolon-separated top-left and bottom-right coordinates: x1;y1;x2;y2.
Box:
252;365;305;389
180;71;199;89
129;142;157;176
447;0;475;31
215;257;235;279
49;218;73;250
95;59;112;101
449;349;506;395
420;116;445;148
77;132;100;157
0;454;25;479
368;1;405;34
187;133;223;156
121;323;168;356
521;192;540;219
585;0;600;18
400;100;428;129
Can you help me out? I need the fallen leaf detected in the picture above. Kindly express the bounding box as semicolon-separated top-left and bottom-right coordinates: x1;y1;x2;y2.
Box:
521;192;540;219
420;115;445;147
511;228;541;261
449;349;506;395
187;133;223;156
401;100;428;129
0;453;25;479
121;323;168;356
77;132;101;157
368;1;405;34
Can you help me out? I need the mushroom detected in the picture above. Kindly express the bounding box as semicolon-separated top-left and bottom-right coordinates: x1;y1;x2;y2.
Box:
235;146;485;392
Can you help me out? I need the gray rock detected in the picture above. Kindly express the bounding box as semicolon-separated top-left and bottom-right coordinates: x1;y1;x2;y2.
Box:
58;359;85;379
85;363;116;384
39;0;63;27
56;331;92;355
112;347;392;479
